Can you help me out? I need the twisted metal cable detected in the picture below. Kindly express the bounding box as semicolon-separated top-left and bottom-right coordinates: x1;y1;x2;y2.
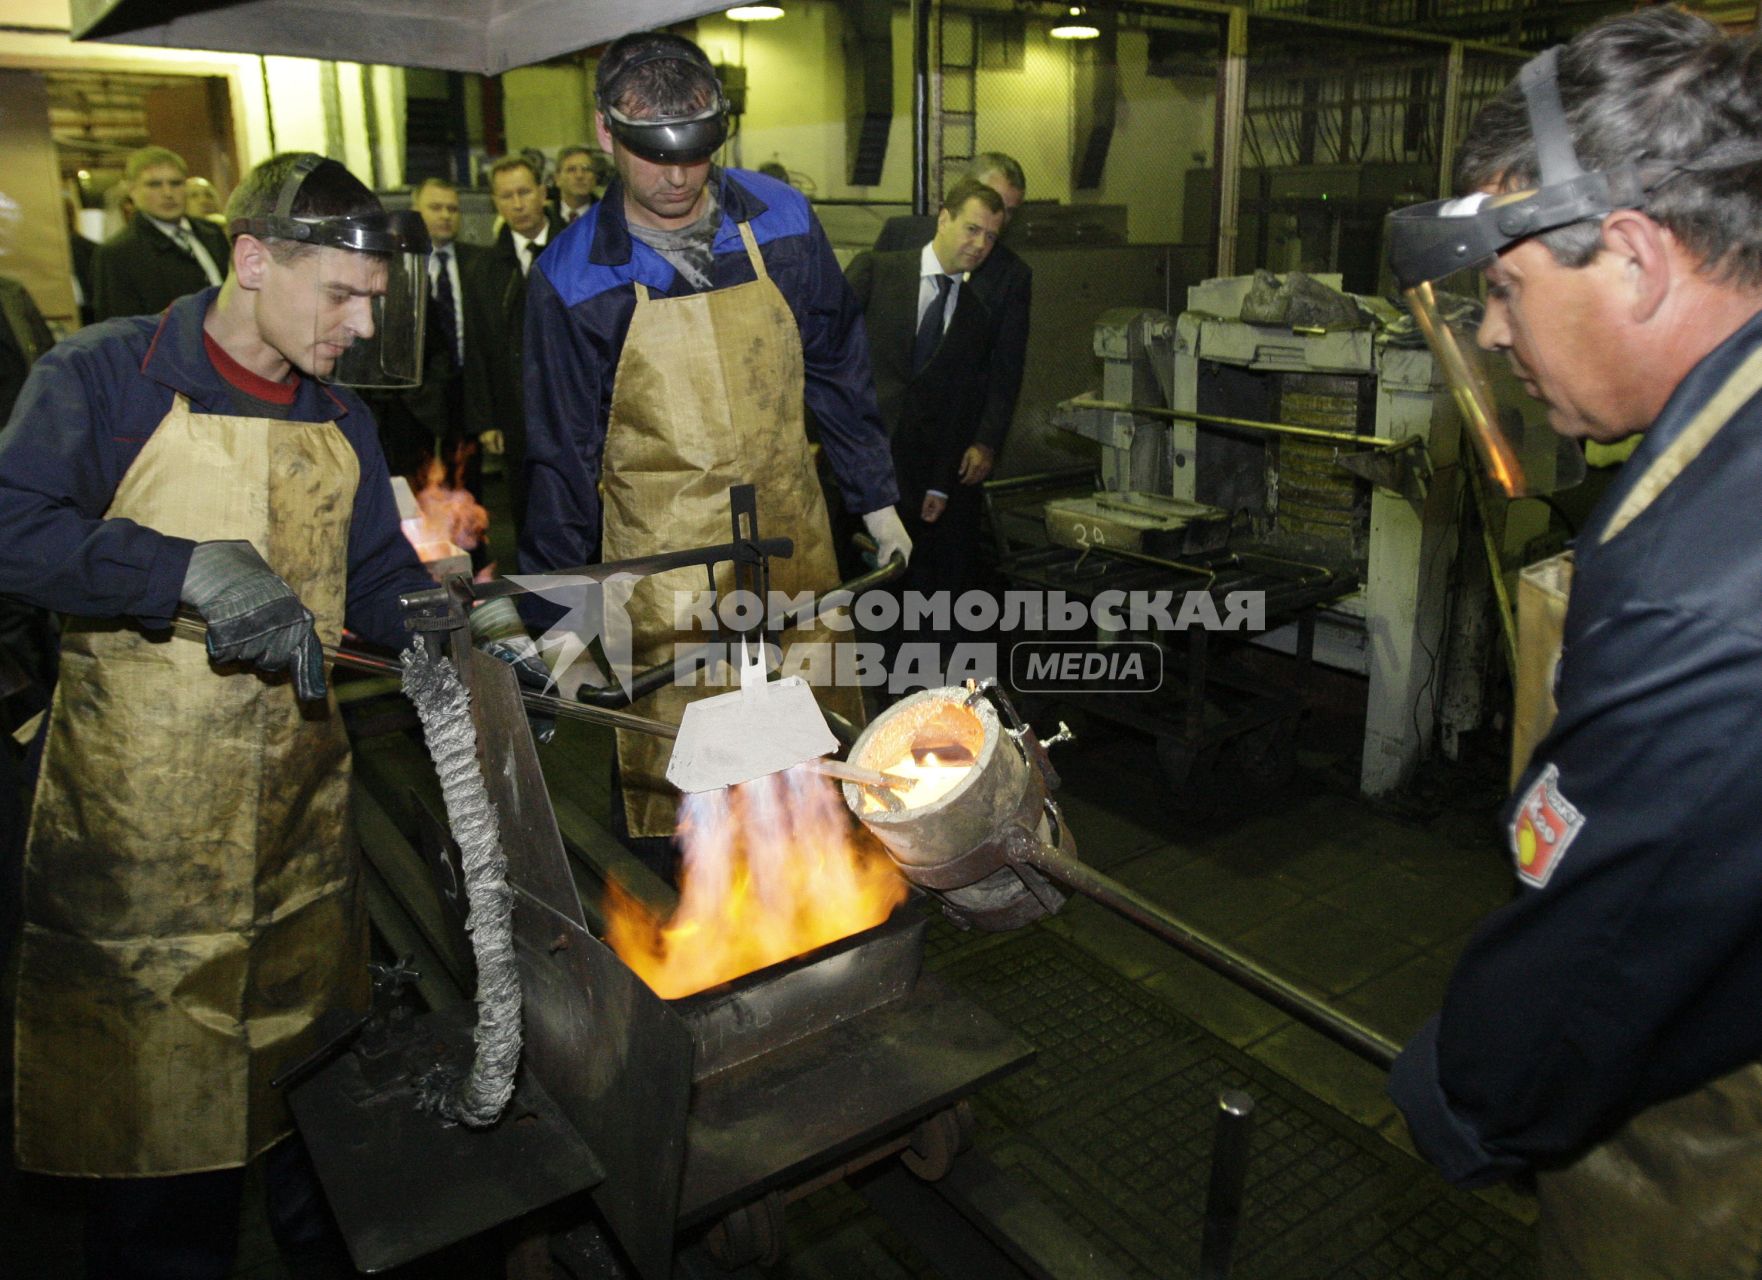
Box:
400;643;523;1127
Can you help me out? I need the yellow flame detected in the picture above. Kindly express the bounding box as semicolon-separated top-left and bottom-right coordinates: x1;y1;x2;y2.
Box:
605;763;907;999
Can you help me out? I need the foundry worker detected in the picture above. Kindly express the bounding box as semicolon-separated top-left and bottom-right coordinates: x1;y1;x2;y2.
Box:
0;151;432;1279
521;30;909;868
1384;9;1762;1275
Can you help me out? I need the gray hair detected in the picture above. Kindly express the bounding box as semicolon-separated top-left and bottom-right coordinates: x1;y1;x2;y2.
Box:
1457;7;1762;286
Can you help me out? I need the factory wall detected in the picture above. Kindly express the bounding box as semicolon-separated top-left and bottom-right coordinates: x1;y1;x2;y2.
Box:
0;2;406;327
504;3;1218;248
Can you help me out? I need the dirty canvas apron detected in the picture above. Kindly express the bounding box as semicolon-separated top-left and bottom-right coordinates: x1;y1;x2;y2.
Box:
14;393;368;1176
602;219;864;837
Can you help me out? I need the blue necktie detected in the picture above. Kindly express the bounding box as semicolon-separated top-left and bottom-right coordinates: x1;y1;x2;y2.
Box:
912;274;953;374
432;249;460;371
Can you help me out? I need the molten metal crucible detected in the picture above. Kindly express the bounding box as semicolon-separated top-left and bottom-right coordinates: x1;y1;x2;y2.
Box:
843;685;1402;1069
840;687;1071;931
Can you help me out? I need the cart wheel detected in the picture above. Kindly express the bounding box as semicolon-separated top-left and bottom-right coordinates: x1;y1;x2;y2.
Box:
1156;737;1220;819
704;1190;786;1269
1226;718;1298;791
902;1100;975;1182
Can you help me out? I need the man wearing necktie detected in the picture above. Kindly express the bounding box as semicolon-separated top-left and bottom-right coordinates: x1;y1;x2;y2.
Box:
464;156;563;558
92;146;230;322
554;144;608;226
846;178;1008;605
360;177;482;488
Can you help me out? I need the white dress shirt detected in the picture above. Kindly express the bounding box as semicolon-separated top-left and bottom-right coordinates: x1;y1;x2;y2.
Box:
511;225;550;277
916;243;969;500
916;242;965;337
150;216;223;287
428;244;465;367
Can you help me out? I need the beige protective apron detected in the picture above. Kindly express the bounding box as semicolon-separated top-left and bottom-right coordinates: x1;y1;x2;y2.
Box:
603;219;865;836
14;393;368;1177
1521;343;1762;1277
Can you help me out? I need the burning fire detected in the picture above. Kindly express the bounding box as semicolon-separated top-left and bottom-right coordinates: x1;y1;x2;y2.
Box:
409;456;488;555
606;763;909;999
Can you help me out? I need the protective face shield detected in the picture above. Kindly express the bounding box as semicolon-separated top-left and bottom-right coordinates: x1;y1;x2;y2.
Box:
596;43;729;164
230;155;432;389
1385;48;1623;496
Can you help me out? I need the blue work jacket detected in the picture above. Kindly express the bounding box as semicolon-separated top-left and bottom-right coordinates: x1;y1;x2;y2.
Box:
1391;308;1762;1186
0;288;428;649
518;167;897;580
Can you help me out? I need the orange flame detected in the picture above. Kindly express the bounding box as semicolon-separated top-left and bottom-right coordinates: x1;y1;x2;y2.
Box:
606;763;908;999
412;455;489;552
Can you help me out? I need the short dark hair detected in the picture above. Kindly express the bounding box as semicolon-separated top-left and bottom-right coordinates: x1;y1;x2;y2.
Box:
595;31;719;119
557;144;592;167
941;177;1005;220
487;155;542;189
967;152;1026;198
1457;7;1762;287
411;176;457;200
226;152;381;261
125;146;187;183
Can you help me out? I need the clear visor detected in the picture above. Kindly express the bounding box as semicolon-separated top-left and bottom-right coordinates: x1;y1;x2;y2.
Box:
1403;274;1584;498
312;246;428;389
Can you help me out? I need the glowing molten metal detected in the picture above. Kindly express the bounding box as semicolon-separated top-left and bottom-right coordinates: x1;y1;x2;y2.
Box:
606;763;909;999
860;746;975;814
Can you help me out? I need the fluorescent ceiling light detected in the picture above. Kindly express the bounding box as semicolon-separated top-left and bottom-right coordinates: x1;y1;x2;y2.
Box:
1050;5;1100;38
726;4;785;19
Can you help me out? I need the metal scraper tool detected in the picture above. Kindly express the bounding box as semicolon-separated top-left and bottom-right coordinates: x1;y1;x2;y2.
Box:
665;637;840;794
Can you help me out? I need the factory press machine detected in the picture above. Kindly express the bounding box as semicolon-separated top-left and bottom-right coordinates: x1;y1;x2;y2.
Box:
1003;272;1481;801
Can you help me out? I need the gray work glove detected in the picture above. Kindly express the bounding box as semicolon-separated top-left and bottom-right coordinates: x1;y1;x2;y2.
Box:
469;596;556;745
180;540;327;703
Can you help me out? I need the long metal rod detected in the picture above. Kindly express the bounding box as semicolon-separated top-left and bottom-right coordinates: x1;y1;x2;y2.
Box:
1463;450;1521;676
577;553;906;709
911;0;932;215
468;535;793;602
168;614;680;739
1066;397;1397;450
1017;842;1400;1069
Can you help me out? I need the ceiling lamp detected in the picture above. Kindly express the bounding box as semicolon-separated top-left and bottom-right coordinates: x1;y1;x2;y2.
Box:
726;4;785;18
1050;6;1100;38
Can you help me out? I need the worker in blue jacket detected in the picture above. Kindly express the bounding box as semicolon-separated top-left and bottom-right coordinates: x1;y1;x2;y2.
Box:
521;31;908;857
1384;9;1762;1276
0;152;432;1280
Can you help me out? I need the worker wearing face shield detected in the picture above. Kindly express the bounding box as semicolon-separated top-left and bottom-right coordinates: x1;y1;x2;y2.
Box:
1384;10;1762;1275
0;152;432;1278
520;31;907;865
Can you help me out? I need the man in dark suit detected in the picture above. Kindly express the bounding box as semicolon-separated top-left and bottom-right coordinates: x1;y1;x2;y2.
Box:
464;155;563;561
363;176;484;488
552;144;609;228
91;146;228;320
847;177;1008;602
872;151;1032;495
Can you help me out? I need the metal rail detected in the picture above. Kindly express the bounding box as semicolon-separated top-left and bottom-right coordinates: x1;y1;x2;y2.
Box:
1015;839;1401;1070
1064;397;1405;451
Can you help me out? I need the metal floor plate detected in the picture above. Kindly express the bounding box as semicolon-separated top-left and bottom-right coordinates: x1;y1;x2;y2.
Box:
772;919;1532;1279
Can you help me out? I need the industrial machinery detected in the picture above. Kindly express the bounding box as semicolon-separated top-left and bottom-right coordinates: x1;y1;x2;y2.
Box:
1030;271;1527;798
285;482;1352;1278
284;499;1117;1279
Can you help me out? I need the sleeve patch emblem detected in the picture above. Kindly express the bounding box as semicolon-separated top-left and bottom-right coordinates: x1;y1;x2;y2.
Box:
1510;762;1584;888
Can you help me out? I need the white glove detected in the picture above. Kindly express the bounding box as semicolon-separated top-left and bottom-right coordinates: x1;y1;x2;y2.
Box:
862;505;913;568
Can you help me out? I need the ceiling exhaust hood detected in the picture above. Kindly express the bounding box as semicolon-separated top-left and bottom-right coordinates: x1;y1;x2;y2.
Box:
69;0;731;76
